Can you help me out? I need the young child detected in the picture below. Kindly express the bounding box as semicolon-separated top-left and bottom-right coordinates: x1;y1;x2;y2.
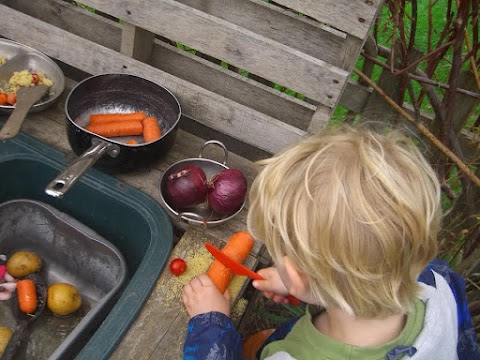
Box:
182;125;480;360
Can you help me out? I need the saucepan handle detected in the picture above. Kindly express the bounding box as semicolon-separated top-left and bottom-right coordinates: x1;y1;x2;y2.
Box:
45;139;120;198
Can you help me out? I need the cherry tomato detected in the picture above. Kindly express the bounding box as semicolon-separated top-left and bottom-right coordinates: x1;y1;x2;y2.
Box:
169;258;187;276
32;73;40;85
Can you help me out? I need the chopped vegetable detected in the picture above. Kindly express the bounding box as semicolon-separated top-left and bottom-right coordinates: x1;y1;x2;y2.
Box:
32;72;40;85
89;112;147;124
207;231;254;293
208;169;247;215
6;250;43;278
6;93;16;106
142;116;162;142
17;279;37;314
166;165;208;209
86;120;143;137
169;258;187;276
0;93;6;105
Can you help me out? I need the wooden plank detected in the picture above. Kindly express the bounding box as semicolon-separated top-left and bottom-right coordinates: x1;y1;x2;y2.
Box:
339;79;372;114
308;106;333;133
271;0;384;40
120;22;155;62
1;0;317;129
176;0;347;68
341;35;365;72
152;40;317;131
0;0;121;51
109;227;256;360
78;0;349;107
0;4;306;154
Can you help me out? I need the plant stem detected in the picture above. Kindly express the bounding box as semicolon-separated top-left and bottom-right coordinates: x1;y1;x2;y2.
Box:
354;68;480;187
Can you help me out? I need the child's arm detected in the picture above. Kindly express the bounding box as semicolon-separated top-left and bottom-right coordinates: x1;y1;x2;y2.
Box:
183;274;231;317
182;274;243;359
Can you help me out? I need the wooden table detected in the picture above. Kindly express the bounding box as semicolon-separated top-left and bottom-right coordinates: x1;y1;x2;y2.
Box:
12;76;263;359
0;1;385;356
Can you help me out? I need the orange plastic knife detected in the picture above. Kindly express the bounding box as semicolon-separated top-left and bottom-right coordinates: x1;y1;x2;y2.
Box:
205;242;302;305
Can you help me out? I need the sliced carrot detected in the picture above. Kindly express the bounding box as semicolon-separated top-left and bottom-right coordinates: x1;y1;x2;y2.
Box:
6;93;16;106
86;120;143;137
17;279;37;314
207;231;254;294
142;116;162;142
0;93;7;105
126;139;138;145
89;112;147;124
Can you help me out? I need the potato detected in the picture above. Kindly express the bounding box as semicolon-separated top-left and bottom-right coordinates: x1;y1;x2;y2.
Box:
47;283;82;316
0;326;12;357
6;250;42;278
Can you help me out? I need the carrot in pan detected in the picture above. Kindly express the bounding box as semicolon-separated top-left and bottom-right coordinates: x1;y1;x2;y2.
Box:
207;231;254;294
126;138;138;145
142;116;162;142
17;279;37;314
89;111;147;124
86;120;143;137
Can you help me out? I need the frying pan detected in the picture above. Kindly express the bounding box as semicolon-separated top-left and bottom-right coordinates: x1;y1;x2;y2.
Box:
45;73;181;198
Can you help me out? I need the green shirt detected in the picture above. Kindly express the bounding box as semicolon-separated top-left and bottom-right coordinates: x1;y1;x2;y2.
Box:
260;300;426;360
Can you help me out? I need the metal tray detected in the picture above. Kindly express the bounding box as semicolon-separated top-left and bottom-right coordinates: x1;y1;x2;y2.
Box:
0;39;65;113
0;199;127;360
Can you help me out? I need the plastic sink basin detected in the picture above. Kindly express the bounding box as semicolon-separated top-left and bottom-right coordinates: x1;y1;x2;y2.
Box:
0;130;173;359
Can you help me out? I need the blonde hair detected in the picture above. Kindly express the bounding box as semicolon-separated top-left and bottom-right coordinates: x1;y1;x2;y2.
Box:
247;125;442;318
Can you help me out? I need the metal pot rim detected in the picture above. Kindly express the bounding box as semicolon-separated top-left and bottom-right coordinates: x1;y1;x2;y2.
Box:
65;72;182;147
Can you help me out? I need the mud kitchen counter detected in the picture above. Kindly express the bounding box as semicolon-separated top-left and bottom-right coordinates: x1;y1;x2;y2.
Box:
0;0;385;357
0;77;261;359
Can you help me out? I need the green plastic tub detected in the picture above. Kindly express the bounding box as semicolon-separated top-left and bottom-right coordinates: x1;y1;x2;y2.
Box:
0;129;173;359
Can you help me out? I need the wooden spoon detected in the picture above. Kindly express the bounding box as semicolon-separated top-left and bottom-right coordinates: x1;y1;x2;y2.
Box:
0;85;49;140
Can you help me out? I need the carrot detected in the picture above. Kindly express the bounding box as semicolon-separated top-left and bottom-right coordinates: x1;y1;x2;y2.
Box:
17;279;37;314
86;120;143;137
126;138;138;145
6;93;16;105
0;93;7;105
89;112;147;124
142;116;162;143
207;231;254;294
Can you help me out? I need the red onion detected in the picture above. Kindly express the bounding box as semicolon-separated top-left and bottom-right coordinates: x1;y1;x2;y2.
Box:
208;168;247;216
166;165;208;209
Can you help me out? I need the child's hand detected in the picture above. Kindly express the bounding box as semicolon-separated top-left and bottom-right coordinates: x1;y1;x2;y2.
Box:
252;267;290;304
182;274;231;318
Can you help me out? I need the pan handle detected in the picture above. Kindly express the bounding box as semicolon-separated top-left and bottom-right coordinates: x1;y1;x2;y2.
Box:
198;140;228;165
45;139;120;198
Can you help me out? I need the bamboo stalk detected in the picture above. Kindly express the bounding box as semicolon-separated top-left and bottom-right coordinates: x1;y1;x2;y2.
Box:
353;68;480;187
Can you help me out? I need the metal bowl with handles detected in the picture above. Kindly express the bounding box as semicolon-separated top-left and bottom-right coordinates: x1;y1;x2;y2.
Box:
160;140;246;226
